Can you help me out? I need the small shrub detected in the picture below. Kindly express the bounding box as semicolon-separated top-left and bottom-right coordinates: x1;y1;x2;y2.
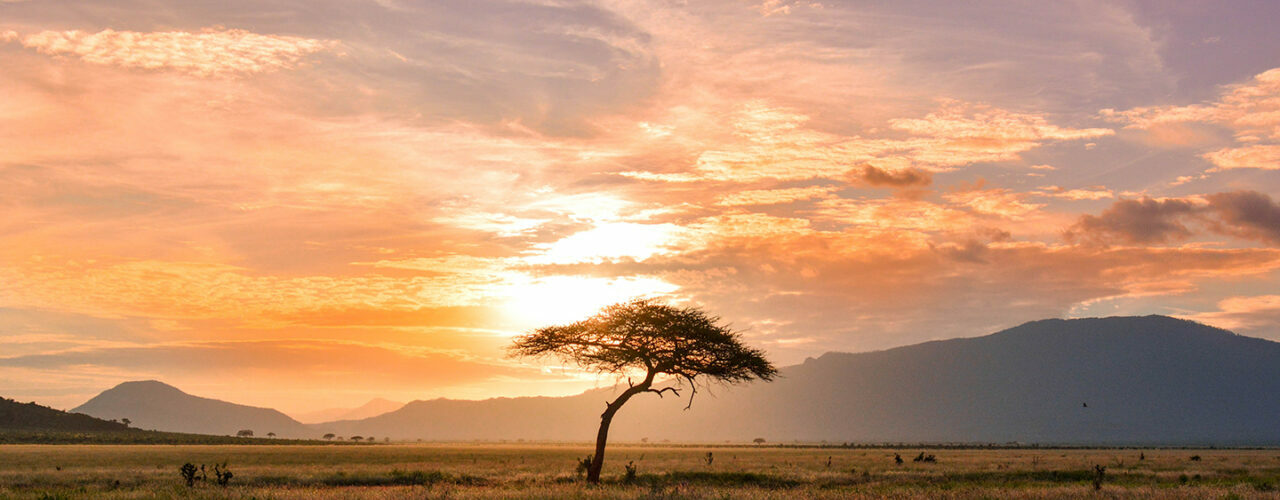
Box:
894;453;903;465
575;455;593;478
1092;464;1105;491
213;462;233;487
1190;455;1201;461
704;452;714;466
179;463;198;487
1178;473;1189;485
623;461;637;484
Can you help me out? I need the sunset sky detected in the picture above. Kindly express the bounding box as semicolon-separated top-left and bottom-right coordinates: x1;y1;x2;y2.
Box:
2;0;1280;415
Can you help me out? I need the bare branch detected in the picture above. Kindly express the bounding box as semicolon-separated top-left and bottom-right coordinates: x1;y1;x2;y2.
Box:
683;374;698;410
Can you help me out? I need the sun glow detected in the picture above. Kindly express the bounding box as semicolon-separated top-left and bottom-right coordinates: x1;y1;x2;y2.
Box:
500;275;680;328
524;222;683;264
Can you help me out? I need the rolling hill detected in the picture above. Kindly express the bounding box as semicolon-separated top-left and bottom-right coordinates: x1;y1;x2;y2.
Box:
1;397;130;433
0;397;333;444
72;380;314;438
315;316;1280;445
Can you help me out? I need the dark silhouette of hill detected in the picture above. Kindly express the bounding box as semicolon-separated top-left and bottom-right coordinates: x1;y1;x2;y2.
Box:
0;397;333;444
292;398;404;424
1;397;129;432
316;316;1280;445
72;380;313;438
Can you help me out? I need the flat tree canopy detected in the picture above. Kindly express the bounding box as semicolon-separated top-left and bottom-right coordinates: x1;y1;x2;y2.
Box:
510;299;776;483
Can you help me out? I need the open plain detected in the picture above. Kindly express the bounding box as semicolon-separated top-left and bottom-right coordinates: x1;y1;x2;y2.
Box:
2;444;1279;499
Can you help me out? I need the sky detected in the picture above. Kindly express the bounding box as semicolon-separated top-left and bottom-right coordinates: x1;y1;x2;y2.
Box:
2;0;1279;416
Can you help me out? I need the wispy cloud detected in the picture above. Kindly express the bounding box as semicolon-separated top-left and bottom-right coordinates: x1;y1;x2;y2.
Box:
10;28;337;77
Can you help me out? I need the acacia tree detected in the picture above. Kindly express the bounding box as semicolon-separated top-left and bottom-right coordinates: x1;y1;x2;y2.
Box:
510;299;776;484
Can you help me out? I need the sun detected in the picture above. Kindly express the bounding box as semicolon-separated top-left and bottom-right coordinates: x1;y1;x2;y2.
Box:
500;275;679;328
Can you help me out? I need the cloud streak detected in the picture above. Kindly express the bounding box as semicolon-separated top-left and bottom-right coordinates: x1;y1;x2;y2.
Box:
10;28;336;77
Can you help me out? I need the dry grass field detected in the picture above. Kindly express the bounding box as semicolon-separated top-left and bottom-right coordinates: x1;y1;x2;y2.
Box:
2;444;1279;499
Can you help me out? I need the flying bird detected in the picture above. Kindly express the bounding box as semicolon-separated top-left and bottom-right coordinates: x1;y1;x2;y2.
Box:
1082;402;1088;408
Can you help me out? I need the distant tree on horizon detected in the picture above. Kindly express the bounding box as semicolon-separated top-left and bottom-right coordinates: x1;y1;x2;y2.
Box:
266;432;276;438
236;429;253;438
121;418;131;428
509;299;776;484
323;433;335;441
753;437;766;445
350;436;363;442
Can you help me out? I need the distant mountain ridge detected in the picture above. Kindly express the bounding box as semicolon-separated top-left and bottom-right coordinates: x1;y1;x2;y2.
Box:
292;398;404;424
72;380;312;438
317;315;1280;445
73;316;1280;445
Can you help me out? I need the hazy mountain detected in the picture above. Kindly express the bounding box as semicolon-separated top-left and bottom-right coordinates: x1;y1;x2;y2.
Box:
319;316;1280;445
292;398;404;424
72;380;313;438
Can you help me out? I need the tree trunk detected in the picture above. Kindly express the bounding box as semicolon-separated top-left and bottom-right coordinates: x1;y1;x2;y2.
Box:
585;406;618;483
585;377;651;484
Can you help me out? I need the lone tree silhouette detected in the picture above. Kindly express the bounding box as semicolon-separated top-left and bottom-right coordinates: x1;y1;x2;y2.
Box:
510;299;776;484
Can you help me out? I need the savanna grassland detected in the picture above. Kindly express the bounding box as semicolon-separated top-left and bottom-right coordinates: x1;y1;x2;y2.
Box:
2;444;1280;499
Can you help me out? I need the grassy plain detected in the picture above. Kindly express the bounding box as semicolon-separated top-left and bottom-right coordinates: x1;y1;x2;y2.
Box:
1;443;1279;499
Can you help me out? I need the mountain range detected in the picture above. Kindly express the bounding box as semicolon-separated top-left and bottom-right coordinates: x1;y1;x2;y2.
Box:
293;398;404;424
66;316;1280;445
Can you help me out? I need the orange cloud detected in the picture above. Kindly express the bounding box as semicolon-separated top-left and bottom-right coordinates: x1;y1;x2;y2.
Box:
1102;67;1280;141
1183;295;1280;340
715;186;836;206
1034;186;1115;201
944;183;1045;218
1203;144;1280;170
621;100;1112;184
1102;67;1280;172
11;27;337;77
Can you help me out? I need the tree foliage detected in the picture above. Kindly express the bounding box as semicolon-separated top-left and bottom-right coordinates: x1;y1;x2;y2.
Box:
510;299;776;406
510;299;776;483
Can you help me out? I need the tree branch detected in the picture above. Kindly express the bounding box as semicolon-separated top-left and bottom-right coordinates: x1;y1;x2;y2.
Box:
646;387;680;398
683;375;698;410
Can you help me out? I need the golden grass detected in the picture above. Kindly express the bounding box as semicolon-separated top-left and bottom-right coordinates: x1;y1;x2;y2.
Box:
1;444;1278;499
